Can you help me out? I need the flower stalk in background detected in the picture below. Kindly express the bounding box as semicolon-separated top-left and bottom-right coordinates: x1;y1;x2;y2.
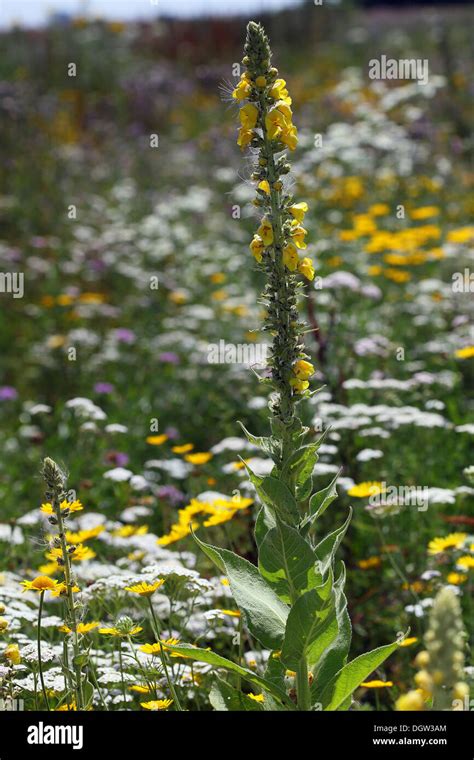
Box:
162;22;402;712
396;586;469;711
40;457;91;710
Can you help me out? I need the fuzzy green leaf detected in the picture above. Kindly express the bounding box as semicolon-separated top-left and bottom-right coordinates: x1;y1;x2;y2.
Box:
318;640;401;711
192;530;289;649
300;470;341;532
210;676;264;712
259;523;319;603
314;508;352;576
161;643;295;709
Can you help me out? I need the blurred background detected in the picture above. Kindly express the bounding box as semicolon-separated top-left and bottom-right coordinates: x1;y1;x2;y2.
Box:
0;0;472;678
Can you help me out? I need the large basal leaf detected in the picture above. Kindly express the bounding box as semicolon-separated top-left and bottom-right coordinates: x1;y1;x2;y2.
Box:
192;530;289;649
258;522;319;603
318;639;401;711
161;643;295;710
280;582;336;671
210;676;264;712
300;470;341;532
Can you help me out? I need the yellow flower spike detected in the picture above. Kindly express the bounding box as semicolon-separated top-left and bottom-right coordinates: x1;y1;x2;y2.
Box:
124;580;165;597
297;257;315;281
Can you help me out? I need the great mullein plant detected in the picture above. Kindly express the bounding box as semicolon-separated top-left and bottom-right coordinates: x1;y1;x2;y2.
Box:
163;22;401;712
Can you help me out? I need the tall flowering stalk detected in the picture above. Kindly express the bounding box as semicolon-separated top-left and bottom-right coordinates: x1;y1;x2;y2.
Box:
163;22;401;712
41;458;90;710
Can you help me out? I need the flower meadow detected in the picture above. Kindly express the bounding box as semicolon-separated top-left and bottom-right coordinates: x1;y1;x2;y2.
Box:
0;4;473;718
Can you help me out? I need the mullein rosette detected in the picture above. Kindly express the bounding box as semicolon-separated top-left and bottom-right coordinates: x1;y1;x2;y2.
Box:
160;22;403;713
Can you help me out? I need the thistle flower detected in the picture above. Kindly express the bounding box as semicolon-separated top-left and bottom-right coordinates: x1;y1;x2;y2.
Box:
234;21;316;422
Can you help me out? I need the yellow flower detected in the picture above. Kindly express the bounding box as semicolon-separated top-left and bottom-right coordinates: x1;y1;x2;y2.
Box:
395;690;425;711
361;680;393;688
257;218;274;247
455;346;474;360
56;701;77;711
281;123;298;150
258;180;270;194
265;107;287;140
410;206;439;220
255;75;267;88
220;609;240;618
447;226;473;244
292;359;315;380
282;243;299;271
248;692;265;702
447;572;467;585
239;103;258;130
0;618;9;632
232;78;251;101
270;78;291;103
141;699;173;711
369;203;390;216
288;202;308;223
21;576;58;593
172;443;194;454
41;500;83;515
50;582;80;597
399;637;418;648
4;644;21;665
65;526;104;543
357;556;382;570
289;377;309;393
427;533;467;555
297;257;315;281
129;684;152;694
184;452;213;465
99;625;143;637
347;482;385;498
146;434;168;445
237;127;253;149
125;580;165;597
250;235;265;263
457;556;474;571
290;221;307;249
59;622;99;635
